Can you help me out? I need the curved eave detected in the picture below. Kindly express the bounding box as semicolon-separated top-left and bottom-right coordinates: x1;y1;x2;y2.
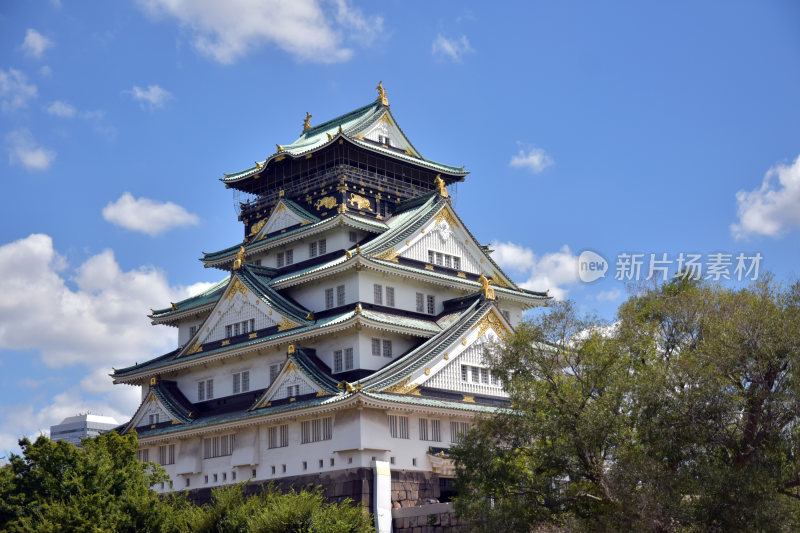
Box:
221;133;467;191
201;214;387;270
150;302;216;326
112;308;439;385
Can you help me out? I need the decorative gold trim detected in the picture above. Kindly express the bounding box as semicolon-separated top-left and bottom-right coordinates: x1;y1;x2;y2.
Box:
316;390;329;397
277;317;299;332
444;353;449;360
462;395;475;403
303;112;312;132
150;377;157;386
225;278;248;302
381;376;419;395
492;271;510;288
221;340;230;346
249;218;267;237
434;206;459;230
274;155;285;162
457;272;466;278
249;332;258;339
461;339;467;345
478;273;496;300
473;308;511;340
186;341;203;355
288;344;295;354
425;264;434;271
232;246;245;270
276;144;284;152
347;193;373;212
433;174;449;198
327;133;333;141
314;196;338;211
374;247;399;262
285;359;298;373
425;368;431;375
376;81;388;106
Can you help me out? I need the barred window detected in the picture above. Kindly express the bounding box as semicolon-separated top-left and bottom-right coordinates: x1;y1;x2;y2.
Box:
374;284;383;305
325;288;334;309
203;434;236;459
372;338;381;356
301;417;333;443
431;419;441;442
388;415;409;439
158;444;175;465
428;250;435;264
310;241;317;258
318;239;326;254
450;422;469;443
334;350;343;373
225;325;232;338
426;295;436;315
416;292;424;312
285;249;293;265
233;371;250;394
419;418;429;441
481;368;489;384
461;365;468;382
137;448;149;462
453;257;461;270
270;364;280;384
382;340;392;358
349;231;358;243
277;252;284;268
386;287;395;307
149;414;159;425
344;347;354;370
190;325;197;337
286;384;300;397
336;285;345;306
268;424;289;449
198;379;213;401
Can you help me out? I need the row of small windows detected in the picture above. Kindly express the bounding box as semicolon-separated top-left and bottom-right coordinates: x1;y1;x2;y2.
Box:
428;250;461;270
301;417;333;444
388;416;471;444
226;319;255;338
232;371;250;394
371;338;393;358
203;434;236;459
137;445;174;466
333;348;354;373
197;379;214;401
373;284;395;307
309;239;327;258
416;292;436;315
461;365;501;386
268;424;289;449
325;285;346;309
276;250;294;267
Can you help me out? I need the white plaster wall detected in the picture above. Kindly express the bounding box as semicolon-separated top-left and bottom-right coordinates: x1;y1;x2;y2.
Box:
425;341;508;398
356;332;417;371
177;316;206;346
357;270;464;317
286;271;359;313
402;227;482;274
258;228;356;269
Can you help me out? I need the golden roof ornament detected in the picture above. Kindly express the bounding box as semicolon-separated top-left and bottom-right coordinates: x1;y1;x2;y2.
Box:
276;144;284;152
478;273;495;300
303;112;312;132
170;302;178;310
232;245;245;270
376;81;388;106
433;174;449;198
288;344;295;354
255;161;263;169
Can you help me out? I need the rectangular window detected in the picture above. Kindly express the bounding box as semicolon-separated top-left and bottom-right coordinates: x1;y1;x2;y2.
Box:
389;415;409;439
285;249;293;265
233;322;240;336
453;257;461;270
491;371;500;386
502;310;510;321
301;417;333;444
249;318;255;332
349;231;358;243
225;325;232;338
233;371;250;394
386;287;395;307
372;338;381;356
286;384;299;397
268;424;289;449
203;434;236;459
444;255;452;268
427;295;435;315
270;364;280;384
336;285;345;306
158;444;175;465
277;252;285;268
461;365;468;382
481;368;489;384
431;419;441;442
471;366;479;383
190;325;197;337
345;348;354;370
149;414;159;425
334;350;343;373
373;283;383;305
206;379;214;399
318;239;326;254
310;241;317;258
416;292;424;313
450;422;469;444
198;380;205;401
325;288;334;309
419;418;429;441
428;250;435;264
436;252;443;265
382;340;392;358
137;448;149;462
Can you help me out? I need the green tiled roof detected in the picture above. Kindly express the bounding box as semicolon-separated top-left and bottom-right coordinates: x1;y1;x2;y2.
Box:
360;309;442;334
221;100;467;185
151;277;228;319
364;392;508;415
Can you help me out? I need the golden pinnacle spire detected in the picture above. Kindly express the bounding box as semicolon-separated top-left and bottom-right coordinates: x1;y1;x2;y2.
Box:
376;81;388;106
434;174;449;198
232;245;245;270
478;273;495;300
303;112;312;132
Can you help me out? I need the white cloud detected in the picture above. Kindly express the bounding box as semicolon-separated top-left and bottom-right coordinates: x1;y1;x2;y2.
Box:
510;146;554;174
731;154;800;239
128;84;173;109
0;68;38;112
6;129;56;171
39;65;52;77
0;234;208;368
431;34;474;62
136;0;382;64
45;100;77;118
491;241;580;300
21;29;53;59
103;192;199;235
595;288;623;302
0;234;216;456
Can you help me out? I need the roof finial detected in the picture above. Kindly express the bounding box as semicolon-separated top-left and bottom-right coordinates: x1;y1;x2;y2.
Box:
232;246;245;270
303;112;312;132
433;174;449;198
376;81;388;106
478;273;495;300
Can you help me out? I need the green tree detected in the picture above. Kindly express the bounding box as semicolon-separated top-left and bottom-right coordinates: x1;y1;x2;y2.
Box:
452;278;800;532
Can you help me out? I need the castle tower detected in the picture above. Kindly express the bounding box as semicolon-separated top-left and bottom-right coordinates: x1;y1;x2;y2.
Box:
113;85;547;528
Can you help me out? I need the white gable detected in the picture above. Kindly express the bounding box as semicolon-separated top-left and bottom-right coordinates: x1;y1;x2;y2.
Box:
361;113;419;156
402;219;482;274
254;358;323;408
128;393;179;429
183;277;300;355
252;201;314;240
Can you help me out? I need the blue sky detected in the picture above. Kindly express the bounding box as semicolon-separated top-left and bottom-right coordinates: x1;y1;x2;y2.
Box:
1;0;799;455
